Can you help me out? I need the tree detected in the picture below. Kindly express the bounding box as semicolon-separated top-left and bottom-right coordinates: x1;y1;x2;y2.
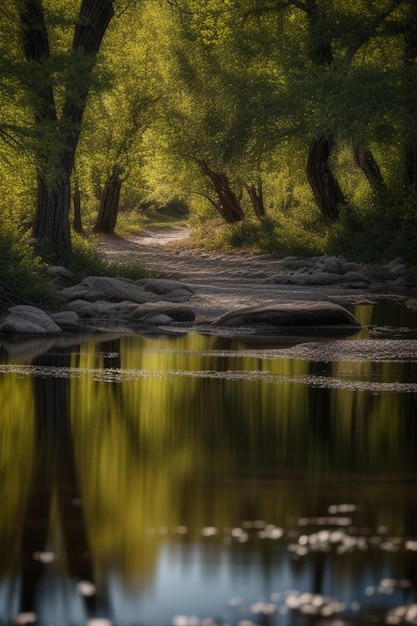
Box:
76;9;158;235
19;0;114;256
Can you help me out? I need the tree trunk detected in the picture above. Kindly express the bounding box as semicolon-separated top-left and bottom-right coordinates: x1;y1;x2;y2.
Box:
245;182;265;219
307;135;345;222
73;179;84;234
35;170;72;253
20;0;114;256
404;9;417;187
405;147;417;186
199;162;244;223
94;172;122;234
353;144;386;193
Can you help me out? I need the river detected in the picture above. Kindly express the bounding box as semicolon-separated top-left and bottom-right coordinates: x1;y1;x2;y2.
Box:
0;302;417;626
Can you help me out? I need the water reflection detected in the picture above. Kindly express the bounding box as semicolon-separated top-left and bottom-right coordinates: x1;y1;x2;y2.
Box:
0;332;417;625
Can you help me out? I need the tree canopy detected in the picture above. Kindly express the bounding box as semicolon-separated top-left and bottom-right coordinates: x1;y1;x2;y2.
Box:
0;0;415;261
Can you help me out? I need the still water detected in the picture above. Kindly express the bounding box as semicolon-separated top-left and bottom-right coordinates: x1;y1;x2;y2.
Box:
1;303;417;626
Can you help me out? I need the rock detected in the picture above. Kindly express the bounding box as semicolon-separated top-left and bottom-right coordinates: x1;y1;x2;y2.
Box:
318;255;343;273
138;278;194;295
49;311;81;331
291;272;345;285
143;313;174;325
58;284;89;301
65;299;139;318
46;265;75;279
389;264;408;276
129;305;195;324
0;305;62;334
211;302;360;329
341;271;371;283
390;276;409;287
269;275;291;284
159;288;193;303
80;276;159;303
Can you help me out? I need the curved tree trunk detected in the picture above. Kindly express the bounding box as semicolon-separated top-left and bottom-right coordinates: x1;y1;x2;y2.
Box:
245;181;265;220
307;135;345;222
94;172;122;234
354;144;386;193
199;161;244;223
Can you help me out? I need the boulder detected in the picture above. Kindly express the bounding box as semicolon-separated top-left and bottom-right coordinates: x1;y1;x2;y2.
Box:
46;265;75;279
79;276;159;303
65;299;139;318
130;305;195;325
50;311;81;331
211;302;360;329
138;278;194;295
159;288;194;303
0;305;62;334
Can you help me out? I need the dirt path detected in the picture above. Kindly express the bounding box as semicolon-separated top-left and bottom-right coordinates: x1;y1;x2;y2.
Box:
99;227;369;319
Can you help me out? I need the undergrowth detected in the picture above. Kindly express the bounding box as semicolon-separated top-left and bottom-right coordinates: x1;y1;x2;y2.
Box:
0;218;55;309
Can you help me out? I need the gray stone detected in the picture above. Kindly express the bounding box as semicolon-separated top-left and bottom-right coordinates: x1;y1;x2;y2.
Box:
159;288;193;303
211;302;360;328
143;313;173;325
269;275;291;284
46;265;75;279
65;299;139;318
130;306;195;324
0;305;62;334
292;272;345;285
341;271;371;283
80;276;159;303
389;264;408;276
59;284;89;301
138;278;194;295
321;255;343;273
50;311;81;331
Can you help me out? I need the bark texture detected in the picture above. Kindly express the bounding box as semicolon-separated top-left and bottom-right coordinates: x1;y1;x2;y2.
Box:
20;0;114;255
73;179;84;233
354;145;385;193
94;171;122;234
199;162;244;223
404;8;417;187
307;136;345;222
245;182;265;219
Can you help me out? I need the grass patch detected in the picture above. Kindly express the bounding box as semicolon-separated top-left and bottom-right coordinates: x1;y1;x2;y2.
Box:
190;214;328;257
63;233;151;282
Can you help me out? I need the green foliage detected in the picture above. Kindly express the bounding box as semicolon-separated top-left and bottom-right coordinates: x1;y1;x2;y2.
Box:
0;217;55;308
191;214;328;257
328;193;417;265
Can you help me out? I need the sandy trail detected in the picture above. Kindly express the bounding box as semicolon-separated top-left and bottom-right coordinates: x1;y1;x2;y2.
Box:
99;227;371;319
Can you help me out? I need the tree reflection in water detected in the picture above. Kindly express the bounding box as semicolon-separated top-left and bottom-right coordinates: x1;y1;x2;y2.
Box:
0;333;416;624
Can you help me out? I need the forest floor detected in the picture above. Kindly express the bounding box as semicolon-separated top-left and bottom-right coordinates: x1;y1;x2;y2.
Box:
98;225;406;320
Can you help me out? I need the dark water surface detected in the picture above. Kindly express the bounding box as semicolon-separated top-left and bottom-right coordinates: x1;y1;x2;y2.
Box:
1;303;417;626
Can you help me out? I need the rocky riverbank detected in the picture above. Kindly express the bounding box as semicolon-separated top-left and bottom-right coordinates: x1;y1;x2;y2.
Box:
1;230;417;338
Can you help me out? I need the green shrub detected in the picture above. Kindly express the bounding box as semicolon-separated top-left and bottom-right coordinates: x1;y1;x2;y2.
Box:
0;217;55;309
191;213;328;257
328;192;417;265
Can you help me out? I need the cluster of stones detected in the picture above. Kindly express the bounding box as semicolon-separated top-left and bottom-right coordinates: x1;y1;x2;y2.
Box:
265;255;416;290
0;274;196;335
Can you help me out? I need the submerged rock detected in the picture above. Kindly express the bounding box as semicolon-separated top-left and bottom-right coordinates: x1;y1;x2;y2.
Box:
211;302;360;329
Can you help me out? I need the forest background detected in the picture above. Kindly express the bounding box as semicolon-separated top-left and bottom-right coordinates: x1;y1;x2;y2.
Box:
0;0;416;306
